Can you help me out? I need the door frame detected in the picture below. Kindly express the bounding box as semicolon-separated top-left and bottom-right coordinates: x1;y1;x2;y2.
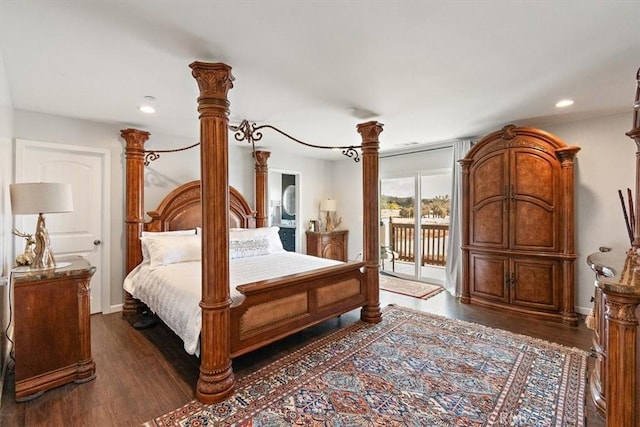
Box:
15;139;111;314
380;167;451;283
268;168;302;252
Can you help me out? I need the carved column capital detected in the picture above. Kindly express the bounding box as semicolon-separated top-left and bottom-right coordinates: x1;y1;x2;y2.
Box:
121;128;150;153
556;146;581;168
357;121;384;148
189;62;234;110
605;299;640;324
253;150;271;171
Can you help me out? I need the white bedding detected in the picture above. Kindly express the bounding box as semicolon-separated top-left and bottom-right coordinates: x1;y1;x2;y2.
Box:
123;252;342;355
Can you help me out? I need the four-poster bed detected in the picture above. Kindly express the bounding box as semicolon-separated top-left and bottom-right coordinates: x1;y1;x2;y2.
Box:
121;61;382;404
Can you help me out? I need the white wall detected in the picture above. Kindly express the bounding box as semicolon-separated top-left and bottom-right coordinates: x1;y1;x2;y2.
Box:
543;112;634;314
10;111;334;307
332;145;454;261
335;113;635;315
13;110;127;308
265;146;333;253
0;51;15;401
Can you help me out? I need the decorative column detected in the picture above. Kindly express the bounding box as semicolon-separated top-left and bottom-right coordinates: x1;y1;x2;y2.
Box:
556;146;580;326
121;128;150;316
458;158;472;304
626;67;640;250
76;268;97;382
603;291;640;427
190;61;235;403
358;121;383;324
254;150;271;228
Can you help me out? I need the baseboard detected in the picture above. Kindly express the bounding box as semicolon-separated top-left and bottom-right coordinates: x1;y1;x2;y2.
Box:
103;303;123;315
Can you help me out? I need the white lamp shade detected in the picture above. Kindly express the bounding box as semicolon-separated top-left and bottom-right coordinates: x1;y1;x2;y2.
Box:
319;199;337;212
10;182;73;214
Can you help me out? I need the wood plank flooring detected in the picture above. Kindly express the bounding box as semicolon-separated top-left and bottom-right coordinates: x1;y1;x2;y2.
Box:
0;290;605;426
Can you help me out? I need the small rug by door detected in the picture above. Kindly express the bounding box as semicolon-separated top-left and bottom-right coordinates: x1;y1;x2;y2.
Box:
146;306;587;427
379;274;443;299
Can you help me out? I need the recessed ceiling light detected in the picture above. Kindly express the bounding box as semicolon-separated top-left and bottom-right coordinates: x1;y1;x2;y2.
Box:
138;105;156;114
555;99;574;108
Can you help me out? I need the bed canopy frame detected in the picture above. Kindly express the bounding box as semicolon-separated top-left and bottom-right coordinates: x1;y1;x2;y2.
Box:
121;61;382;404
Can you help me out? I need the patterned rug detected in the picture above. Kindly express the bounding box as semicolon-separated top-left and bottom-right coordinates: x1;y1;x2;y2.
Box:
379;274;443;299
146;306;587;427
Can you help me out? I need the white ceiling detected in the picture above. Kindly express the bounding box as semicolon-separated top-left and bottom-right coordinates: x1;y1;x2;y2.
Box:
1;1;639;159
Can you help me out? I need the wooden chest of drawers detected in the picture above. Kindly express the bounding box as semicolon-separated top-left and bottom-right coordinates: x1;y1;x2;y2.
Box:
12;257;96;401
306;230;348;262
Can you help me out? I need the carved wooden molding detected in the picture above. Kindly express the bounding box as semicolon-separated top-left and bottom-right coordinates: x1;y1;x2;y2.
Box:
605;300;639;324
189;62;234;102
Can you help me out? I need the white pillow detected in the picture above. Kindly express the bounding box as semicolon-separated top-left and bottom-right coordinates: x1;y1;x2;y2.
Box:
141;234;201;270
229;226;285;253
229;237;270;259
140;229;196;262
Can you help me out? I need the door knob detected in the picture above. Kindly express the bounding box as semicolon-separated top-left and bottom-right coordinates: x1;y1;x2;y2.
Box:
93;240;102;246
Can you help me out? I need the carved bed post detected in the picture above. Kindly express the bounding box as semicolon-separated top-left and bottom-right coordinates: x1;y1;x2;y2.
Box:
190;61;235;403
121;128;150;317
254;150;271;228
358;121;383;324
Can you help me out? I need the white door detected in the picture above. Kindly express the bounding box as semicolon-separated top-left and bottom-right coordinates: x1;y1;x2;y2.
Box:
15;139;110;314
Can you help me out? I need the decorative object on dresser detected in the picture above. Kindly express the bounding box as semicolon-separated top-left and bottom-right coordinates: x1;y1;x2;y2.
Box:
12;257;96;401
9;182;73;270
459;125;580;325
586;66;640;427
306;229;348;262
319;198;340;232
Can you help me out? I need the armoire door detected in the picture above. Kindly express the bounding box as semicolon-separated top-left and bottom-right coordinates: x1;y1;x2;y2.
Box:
509;148;560;252
469;252;509;303
509;257;559;311
469;150;509;249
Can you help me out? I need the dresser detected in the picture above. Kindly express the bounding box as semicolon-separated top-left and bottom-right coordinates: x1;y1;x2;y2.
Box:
12;257;96;401
460;125;580;325
586;249;640;427
306;230;348;262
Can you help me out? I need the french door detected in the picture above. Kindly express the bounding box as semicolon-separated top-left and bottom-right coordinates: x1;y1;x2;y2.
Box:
380;171;451;284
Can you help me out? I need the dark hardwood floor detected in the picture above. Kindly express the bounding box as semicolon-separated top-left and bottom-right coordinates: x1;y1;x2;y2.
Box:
0;290;605;426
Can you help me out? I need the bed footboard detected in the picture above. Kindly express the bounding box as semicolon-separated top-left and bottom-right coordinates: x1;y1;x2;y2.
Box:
230;261;366;357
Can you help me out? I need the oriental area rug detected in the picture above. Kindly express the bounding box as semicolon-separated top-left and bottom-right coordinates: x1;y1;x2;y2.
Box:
146;306;587;427
379;274;443;299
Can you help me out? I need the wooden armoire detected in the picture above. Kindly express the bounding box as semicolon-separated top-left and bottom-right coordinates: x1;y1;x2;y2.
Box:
460;125;580;325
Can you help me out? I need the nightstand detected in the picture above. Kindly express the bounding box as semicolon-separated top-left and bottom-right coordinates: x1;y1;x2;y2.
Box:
306;229;348;262
12;257;96;401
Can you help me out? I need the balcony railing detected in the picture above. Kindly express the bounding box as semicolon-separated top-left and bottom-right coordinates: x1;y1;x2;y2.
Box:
390;222;448;266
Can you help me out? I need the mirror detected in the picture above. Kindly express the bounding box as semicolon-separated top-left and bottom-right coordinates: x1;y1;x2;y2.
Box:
282;184;296;216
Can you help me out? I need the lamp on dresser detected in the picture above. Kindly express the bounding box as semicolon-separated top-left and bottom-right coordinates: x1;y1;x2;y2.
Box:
319;199;337;232
9;182;73;269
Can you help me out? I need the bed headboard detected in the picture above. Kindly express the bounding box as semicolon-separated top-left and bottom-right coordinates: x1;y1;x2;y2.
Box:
145;180;256;232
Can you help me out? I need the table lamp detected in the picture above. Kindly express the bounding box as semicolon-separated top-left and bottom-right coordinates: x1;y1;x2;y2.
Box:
320;199;337;232
10;182;73;269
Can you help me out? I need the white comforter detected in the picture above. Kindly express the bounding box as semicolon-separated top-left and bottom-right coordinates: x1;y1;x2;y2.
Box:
123;252;342;355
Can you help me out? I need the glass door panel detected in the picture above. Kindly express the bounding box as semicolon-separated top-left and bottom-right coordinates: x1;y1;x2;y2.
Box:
380;176;418;278
380;172;452;284
419;173;451;284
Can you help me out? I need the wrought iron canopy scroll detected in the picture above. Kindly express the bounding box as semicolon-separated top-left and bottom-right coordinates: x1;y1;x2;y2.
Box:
142;120;363;164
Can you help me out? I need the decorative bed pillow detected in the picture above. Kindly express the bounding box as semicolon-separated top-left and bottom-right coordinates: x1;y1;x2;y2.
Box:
229;226;285;253
141;234;201;270
229;237;270;259
140;229;197;262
